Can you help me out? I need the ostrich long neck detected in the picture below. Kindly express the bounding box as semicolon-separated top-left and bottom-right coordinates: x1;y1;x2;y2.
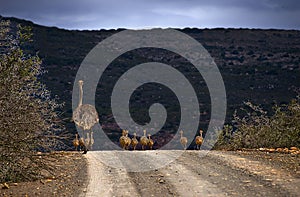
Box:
79;83;83;106
200;131;203;138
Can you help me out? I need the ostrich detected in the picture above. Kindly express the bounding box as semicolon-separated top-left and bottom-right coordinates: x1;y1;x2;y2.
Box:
131;133;139;150
180;130;188;150
73;133;79;151
72;80;99;153
124;130;132;150
79;137;85;151
119;130;127;150
148;134;154;150
195;129;204;150
140;130;149;150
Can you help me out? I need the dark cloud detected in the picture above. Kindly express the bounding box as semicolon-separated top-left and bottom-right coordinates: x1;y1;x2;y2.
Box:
0;0;300;29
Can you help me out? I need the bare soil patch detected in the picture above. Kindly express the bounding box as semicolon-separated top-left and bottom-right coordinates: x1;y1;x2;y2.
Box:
1;152;88;197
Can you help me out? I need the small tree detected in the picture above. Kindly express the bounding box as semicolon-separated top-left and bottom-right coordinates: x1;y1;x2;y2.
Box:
0;20;65;182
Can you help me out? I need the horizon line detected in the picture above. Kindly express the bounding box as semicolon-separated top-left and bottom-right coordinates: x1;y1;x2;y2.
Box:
1;14;300;32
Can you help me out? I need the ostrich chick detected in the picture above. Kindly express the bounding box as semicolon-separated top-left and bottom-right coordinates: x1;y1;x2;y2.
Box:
73;133;80;151
119;130;127;150
79;137;87;153
140;130;149;150
131;133;139;150
124;130;132;150
180;130;188;150
195;129;204;150
148;134;154;150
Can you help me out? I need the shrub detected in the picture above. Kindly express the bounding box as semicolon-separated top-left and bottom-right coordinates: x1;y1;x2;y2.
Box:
0;20;65;182
214;96;300;150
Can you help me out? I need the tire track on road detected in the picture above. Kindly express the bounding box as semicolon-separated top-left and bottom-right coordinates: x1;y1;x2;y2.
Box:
156;151;226;197
123;151;179;197
83;151;139;197
141;150;226;197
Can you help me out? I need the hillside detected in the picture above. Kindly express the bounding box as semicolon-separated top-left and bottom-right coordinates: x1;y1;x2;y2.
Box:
1;16;299;149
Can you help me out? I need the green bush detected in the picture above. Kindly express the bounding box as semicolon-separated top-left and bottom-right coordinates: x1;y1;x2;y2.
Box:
215;96;300;150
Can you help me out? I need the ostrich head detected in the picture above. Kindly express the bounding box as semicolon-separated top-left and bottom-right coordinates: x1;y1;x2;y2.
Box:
179;130;183;135
78;80;84;86
199;130;203;136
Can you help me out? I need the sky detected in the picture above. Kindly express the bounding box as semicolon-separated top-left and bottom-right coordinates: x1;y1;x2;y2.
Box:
1;0;300;30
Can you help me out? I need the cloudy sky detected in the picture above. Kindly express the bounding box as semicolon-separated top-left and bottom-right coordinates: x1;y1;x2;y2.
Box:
1;0;300;30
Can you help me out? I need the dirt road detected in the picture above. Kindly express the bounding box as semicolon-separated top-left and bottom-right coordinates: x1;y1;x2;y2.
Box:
81;150;300;197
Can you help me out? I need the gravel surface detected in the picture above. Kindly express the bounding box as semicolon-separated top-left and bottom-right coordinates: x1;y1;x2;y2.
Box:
82;150;300;197
2;150;299;197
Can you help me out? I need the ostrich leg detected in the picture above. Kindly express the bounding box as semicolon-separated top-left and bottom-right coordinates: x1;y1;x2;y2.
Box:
82;129;88;154
89;129;94;150
88;130;92;150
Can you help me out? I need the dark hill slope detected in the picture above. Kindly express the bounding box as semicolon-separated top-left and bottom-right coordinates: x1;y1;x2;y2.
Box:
1;16;299;148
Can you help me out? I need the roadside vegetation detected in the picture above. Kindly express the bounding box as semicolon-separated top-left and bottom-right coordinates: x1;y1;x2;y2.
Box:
215;95;300;150
0;21;66;183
